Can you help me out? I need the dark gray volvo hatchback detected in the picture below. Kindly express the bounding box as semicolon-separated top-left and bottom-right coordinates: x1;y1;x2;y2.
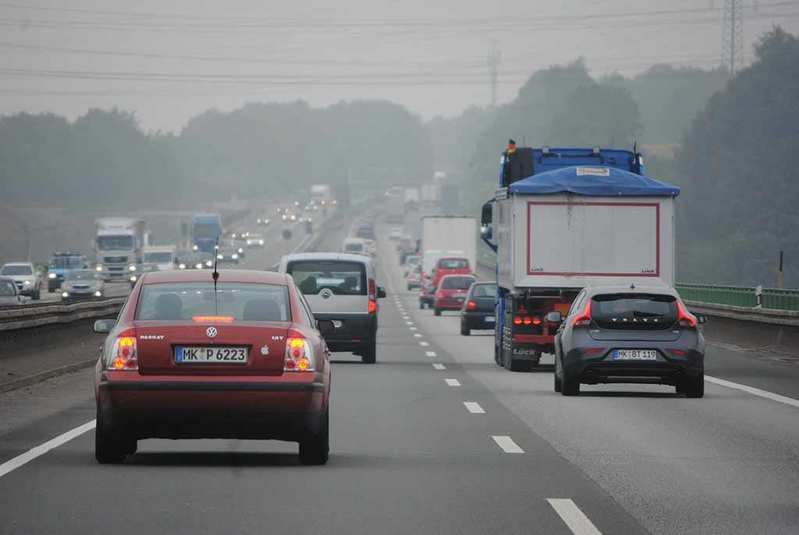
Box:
552;286;705;397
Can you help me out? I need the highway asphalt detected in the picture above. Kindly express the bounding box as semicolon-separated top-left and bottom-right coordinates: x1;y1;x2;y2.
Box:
0;212;796;534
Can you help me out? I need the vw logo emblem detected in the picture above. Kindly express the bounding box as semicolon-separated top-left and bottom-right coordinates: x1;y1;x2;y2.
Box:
206;326;218;338
320;288;333;300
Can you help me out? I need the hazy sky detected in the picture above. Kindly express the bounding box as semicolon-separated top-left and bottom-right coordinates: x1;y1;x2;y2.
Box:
1;0;797;131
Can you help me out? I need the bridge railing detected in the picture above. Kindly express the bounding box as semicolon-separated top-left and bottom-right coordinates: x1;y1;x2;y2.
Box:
675;283;799;312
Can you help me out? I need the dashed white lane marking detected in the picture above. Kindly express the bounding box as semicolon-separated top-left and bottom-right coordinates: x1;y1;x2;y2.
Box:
405;321;413;325
0;420;96;479
546;499;602;535
433;363;446;370
409;326;418;331
492;435;524;454
705;375;799;409
413;333;422;338
419;341;430;347
445;378;461;387
463;402;485;414
425;351;437;357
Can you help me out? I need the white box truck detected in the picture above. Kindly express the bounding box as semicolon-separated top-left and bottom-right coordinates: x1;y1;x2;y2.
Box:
95;217;146;280
482;147;679;370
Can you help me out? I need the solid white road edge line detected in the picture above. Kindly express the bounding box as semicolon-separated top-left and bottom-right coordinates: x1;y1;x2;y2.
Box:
546;498;603;535
705;375;799;409
463;401;485;414
433;363;446;370
492;435;524;454
445;378;461;386
0;420;96;479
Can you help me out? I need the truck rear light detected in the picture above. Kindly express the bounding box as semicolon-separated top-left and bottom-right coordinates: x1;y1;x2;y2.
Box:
676;301;697;328
522;316;532;325
572;300;592;327
513;316;522;325
466;300;477;310
108;332;138;371
284;333;314;372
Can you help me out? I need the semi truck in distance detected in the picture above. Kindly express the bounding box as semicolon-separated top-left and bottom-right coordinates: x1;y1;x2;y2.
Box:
386;190;405;223
481;147;680;371
191;213;223;254
94;217;146;280
310;184;335;206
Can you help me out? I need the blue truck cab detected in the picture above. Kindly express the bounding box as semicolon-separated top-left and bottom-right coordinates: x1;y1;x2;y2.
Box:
191;213;223;254
47;251;88;292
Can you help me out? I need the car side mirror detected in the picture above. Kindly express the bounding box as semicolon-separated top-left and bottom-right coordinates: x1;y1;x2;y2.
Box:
377;286;387;299
93;319;116;334
696;314;708;325
316;319;335;336
545;311;563;324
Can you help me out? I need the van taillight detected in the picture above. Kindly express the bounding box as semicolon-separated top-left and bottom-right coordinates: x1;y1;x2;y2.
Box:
108;332;138;371
368;278;378;314
284;333;314;372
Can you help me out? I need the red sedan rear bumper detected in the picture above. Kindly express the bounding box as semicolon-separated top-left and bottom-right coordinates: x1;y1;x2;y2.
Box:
96;370;328;440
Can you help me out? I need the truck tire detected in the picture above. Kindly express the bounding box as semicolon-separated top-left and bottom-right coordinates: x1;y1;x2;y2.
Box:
676;373;704;398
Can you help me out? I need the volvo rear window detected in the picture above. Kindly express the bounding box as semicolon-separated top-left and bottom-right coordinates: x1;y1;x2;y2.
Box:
287;260;367;296
591;293;677;329
441;276;476;289
136;282;290;322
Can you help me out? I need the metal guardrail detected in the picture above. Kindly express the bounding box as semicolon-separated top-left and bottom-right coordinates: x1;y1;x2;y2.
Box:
676;283;799;312
0;297;126;331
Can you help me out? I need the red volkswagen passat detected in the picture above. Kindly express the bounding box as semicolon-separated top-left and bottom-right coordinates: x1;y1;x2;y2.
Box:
93;269;332;465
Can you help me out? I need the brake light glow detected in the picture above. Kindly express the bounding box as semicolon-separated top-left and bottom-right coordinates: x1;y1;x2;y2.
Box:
108;335;138;371
572;300;592;327
676;301;697;328
466;300;477;310
368;299;378;314
367;278;378;314
514;315;542;326
192;315;234;323
284;334;314;372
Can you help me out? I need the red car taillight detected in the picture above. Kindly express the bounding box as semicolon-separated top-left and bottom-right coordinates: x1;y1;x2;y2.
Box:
284;332;314;372
466;300;477;310
676;301;697;328
572;300;592;327
108;331;138;371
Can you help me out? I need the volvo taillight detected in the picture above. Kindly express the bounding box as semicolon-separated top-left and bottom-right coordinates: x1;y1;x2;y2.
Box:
572;300;592;327
676;301;697;328
284;333;314;372
107;331;138;371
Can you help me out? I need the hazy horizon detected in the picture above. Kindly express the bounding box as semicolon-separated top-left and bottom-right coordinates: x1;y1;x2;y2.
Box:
1;0;797;132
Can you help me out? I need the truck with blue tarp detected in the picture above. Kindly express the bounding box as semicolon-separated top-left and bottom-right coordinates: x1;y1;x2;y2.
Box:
481;147;681;371
191;213;223;254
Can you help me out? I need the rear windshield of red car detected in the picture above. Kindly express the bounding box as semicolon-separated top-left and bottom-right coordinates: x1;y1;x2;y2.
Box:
136;282;291;322
438;258;469;269
591;293;677;330
441;276;476;289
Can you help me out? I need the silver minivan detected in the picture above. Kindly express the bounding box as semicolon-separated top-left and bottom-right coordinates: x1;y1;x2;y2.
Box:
279;253;386;363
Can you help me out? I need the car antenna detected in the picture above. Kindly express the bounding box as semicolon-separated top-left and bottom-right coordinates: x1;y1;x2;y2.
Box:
212;238;220;315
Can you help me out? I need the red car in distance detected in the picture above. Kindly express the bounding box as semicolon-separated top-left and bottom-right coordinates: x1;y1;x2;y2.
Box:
93;269;332;465
434;274;477;316
431;257;471;289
